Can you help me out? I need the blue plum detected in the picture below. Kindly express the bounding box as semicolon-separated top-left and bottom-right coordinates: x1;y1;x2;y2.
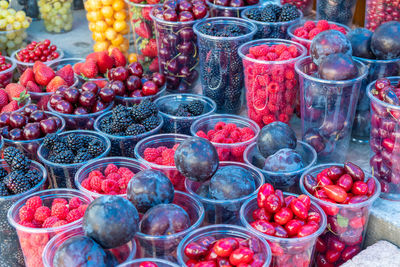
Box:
263;148;304;172
257;121;296;158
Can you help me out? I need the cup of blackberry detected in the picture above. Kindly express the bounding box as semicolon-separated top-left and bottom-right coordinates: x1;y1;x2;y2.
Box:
206;0;260;18
280;0;312;16
154;93;216;135
37;130;111;188
93;100;164;158
316;0;357;27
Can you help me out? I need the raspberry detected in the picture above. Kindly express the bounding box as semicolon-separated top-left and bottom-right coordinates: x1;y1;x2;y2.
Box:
230;130;241;142
219;128;231;138
308;28;322;39
101;179;119;193
78;204;88;215
88;170;104;179
224;138;234;144
34;206;51;222
303;21;316;31
69;197;82;210
143;147;159;162
249;46;265;57
285;69;295;80
207;129;216;140
267;82;279;93
274;44;287;56
90;175;103;191
267;102;279;112
212;134;225;143
19;205;35;222
217;148;230;161
214;121;226;131
279;113;290;123
52;198;68;206
25;196;42;211
266;52;278;61
336;26;346;35
156;146;168;154
294;27;308;37
263;114;276;125
104;164;118;176
231;145;246;158
118;176;131;190
66;209;83;223
161;149;175;166
19;220;36;228
241;127;254;136
224;123;237;132
283;105;294;115
52;220;68;228
155;157;163;165
42;216;59;228
81;178;91;190
51;203;69;220
316;20;329;31
106;173;122;181
172;143;180;150
118;167;134;179
288;45;299;57
196;130;207;139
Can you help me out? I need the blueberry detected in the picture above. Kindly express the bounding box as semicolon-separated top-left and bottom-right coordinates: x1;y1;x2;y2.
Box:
257;121;296;158
371;21;400;60
140;204;191;236
83;196;139;249
175;137;219;182
310;30;352;65
263;148;304;172
127;169;174;213
347;28;375;59
209;166;256;200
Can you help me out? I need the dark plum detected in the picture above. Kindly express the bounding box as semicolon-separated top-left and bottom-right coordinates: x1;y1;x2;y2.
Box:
347;28;374;59
371;21;400;60
310;30;352;65
263;148;304;172
257;121;296;158
128;62;144;78
318;53;358;81
126;75;142;91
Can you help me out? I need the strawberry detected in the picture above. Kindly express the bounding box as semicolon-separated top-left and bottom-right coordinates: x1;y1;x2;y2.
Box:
5;83;27;102
86;52;100;63
135;22;152;39
56;65;75;86
96;51;114;74
33;62;56;86
73;62;83;75
110;48;126;67
26;81;41;92
1;100;18;112
141;39;157;58
46;76;67;92
0;89;8;108
149;57;159;72
141;6;153;21
19;68;35;87
80;59;98;78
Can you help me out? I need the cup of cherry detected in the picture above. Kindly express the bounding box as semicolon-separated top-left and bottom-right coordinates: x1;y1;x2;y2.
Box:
300;162;380;266
206;0;259;18
0;55;16;88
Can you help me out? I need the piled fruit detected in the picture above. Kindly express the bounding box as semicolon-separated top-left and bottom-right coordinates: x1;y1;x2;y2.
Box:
15;40;60;64
0;53;14;88
302;162;377;266
207;0;259;17
154;0;208;22
281;0;312;16
165;99;204;117
0;147;42;196
0;83;30;113
365;0;400;31
242;42;302;126
316;0;357;26
38;0;73;33
84;0;130;53
0;1;30;56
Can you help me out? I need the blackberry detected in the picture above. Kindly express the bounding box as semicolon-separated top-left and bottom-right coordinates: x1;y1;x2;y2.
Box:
112;105;135;132
51;142;69;155
246;8;261;21
100;116;113;134
269;4;282;17
139;99;158;116
3;147;20;167
42;133;61;149
87;139;105;157
80;136;92;147
175;107;191;117
10;153;30;172
0;167;8;180
187;100;204;116
261;7;277;22
53;150;74;164
0;183;9;196
26;169;42;187
142;116;160;131
279;4;300;21
4;170;31;194
73;152;93;163
64;134;83;152
125;124;146;136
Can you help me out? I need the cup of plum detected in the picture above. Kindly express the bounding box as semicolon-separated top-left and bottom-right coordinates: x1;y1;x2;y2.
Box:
194;17;256;114
119;258;180;267
299;162;381;266
206;0;260;18
7;188;93;267
0;56;16;88
177;224;272;266
240;183;327;267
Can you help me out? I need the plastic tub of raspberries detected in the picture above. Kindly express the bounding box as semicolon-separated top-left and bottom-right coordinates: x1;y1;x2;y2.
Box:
94;101;164;157
238;38;307;127
154;93;217;135
206;0;260;18
37;130;111;188
316;0;357;26
240;183;327;267
177;224;272;266
0;55;16;88
119;258;180;267
190;114;260;162
241;3;303;39
7;188;93;267
0;147;47;267
299;163;381;266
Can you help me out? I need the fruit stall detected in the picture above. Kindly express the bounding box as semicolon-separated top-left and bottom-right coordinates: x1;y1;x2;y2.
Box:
0;0;400;266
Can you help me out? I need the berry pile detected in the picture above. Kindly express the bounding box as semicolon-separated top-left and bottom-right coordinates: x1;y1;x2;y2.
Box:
42;132;106;164
0;147;42;196
0;82;30;113
80;164;135;195
365;0;400;31
151;0;208;22
280;0;312;16
247;4;300;23
317;0;356;26
15;40;59;64
207;0;259;10
38;0;73;33
167;100;204;117
243;43;301;126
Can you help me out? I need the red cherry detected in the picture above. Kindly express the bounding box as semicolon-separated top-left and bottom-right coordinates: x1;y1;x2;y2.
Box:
326;166;345;181
336;174;353;192
341;246;360;261
257;183;274;208
23;122;41;140
296;223;318;238
184;242;208;260
316;237;327;253
39;118;57;134
290;199;308;220
55;100;73;114
264;194;282;213
307;211;322;224
127;62;144;77
325;250;341;263
212;238;238;257
252;208;271;221
142;81;159;96
274;207;293;226
284;219;303;236
98;87;116;103
250;220;275;236
81;81;99;94
229;247;254;265
351;181;368;195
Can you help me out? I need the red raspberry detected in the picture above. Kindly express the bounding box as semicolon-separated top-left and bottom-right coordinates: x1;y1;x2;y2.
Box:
101;179;119;193
212;134;225;143
263;114;276;125
249;46;265;57
118;167;134;179
52;198;68;206
285;69;295;80
25;196;42;211
288;45;299;57
267;82;279;93
106;173;122;181
19;205;35;222
219;128;230;138
285;79;297;90
217;148;230;161
118;176;131;190
104;164;118;176
283;105;294;115
81;178;91;190
89;170;104;179
336;26;347;35
155;157;163;165
316;20;330;31
308;28;322;39
42;216;59;228
241;127;254;136
52;220;68;228
303;21;316;31
224;138;234;144
156;146;168;154
51;203;69;220
196;130;207;139
32;219;43;228
279;51;292;61
224;123;237;132
90;175;103;191
144;147;159;162
267;52;278;61
69;197;82;210
66;209;83;223
267;102;279;112
214;121;226;130
231;145;246;158
274;44;287;56
207;129;216;140
294;27;308;37
19;220;36;228
279;113;290;123
161;149;175;166
172;143;180;150
78;204;88;215
230;130;241;142
34;206;51;222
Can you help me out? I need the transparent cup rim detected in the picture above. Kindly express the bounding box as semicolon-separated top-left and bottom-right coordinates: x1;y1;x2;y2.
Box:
238;38;307;65
299;163;382;209
240;192;328;243
29;75;79;96
0;56;16;75
366;76;400;110
150;6;210;26
11;48;65;67
206;0;260;10
354;55;400;64
47;57;85;67
241;6;303;26
47;101;114;118
115;85;166;102
118;258;180;267
154;93;217;120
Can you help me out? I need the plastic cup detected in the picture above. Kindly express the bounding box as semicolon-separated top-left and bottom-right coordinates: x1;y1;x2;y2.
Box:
0;56;16;88
239;39;307;127
37;130;111;188
135;191;204;258
75;157;151;198
2;111;66;161
295;56;367;163
94;112;164;157
316;0;357;26
7;189;93;267
11;48;65;75
240;193;327;267
154;93;217;135
177;224;272;266
280;0;313;16
206;1;260;18
190;114;260;162
299;164;381;266
0;28;28;57
42;226;136;267
119;258;180;267
77;75;108;89
150;7;208;93
185;161;264;225
365;0;400;31
244;140;317;193
115;85;166;107
241;7;303;39
38;0;74;33
0;160;47;267
134;133;189;191
194;17;257;114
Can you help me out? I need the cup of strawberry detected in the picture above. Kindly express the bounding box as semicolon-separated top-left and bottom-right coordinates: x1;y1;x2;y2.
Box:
300;162;381;266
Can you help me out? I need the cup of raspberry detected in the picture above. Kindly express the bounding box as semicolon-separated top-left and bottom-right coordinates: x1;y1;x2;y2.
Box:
365;0;400;31
280;0;313;16
0;56;16;89
300;163;381;266
7;188;93;267
239;39;307;127
316;0;357;26
194;17;257;114
177;224;272;266
206;0;260;18
240;184;327;267
114;258;180;267
155;93;217;135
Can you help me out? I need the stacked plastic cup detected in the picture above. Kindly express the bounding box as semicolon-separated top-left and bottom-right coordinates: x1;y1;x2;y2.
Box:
316;0;357;26
365;0;400;31
11;48;65;74
206;0;260;18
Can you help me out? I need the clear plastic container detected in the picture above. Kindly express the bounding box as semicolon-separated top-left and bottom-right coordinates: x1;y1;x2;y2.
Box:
11;48;65;74
240;192;327;267
42;226;136;267
38;0;74;33
2;111;66;161
365;0;400;31
115;85;166;107
239;39;307;127
316;0;357;26
190;114;260;162
0;28;28;57
241;7;303;39
134;133;190;191
299;164;381;266
7;188;93;267
0;160;47;267
135;191;204;258
177;224;272;266
244;140;317;193
295;56;367;163
194;17;257;114
280;0;313;16
119;258;180;267
206;1;260;18
150;7;208;93
154;93;217;135
0;56;16;88
185;161;264;225
94;112;163;157
37;130;111;188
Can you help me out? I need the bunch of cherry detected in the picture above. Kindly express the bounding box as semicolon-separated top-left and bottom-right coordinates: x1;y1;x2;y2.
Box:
15;39;60;63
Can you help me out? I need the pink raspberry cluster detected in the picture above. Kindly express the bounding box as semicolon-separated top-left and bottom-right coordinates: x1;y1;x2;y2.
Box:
293;20;347;40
